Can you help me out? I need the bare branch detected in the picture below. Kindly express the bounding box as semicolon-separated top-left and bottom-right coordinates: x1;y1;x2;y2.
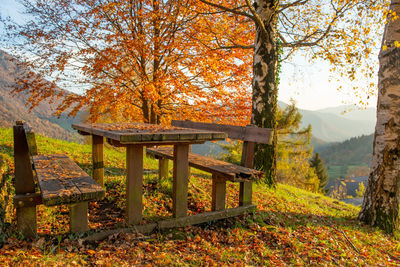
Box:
278;0;310;14
199;0;254;20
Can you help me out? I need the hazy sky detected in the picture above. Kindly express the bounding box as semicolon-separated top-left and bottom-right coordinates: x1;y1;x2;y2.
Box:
0;0;379;111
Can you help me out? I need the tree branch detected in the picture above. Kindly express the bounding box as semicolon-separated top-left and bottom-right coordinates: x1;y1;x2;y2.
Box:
199;0;254;20
278;0;310;14
243;0;269;38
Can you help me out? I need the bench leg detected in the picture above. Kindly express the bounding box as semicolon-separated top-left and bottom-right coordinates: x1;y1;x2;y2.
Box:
70;202;89;233
239;182;252;206
16;206;37;237
211;175;226;211
159;158;169;179
173;144;189;218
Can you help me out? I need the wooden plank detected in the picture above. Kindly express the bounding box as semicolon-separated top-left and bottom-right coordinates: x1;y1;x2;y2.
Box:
13;124;36;195
120;131;224;144
211;175;226;211
13;193;43;207
119;134;142;143
239;141;255;206
147;147;263;182
13;123;37;237
120;140;206;146
25;130;38;156
172;120;272;144
84;205;256;241
159;158;169;179
74;123;226;144
126;145;143;225
33;154;104;206
70;202;89;232
159;204;256;229
55;156;105;200
173;144;189;218
241;141;255;168
92;135;104;187
72;124;122;141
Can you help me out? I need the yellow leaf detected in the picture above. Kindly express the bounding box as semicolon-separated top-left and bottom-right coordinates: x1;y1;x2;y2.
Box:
382;45;388;50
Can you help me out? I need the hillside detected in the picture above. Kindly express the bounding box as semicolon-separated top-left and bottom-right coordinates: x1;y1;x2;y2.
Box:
317;134;373;167
0;50;82;142
300;109;373;142
278;101;375;142
0;128;398;265
317;105;376;122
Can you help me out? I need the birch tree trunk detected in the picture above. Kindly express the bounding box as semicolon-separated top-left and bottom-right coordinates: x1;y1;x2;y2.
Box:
251;0;279;186
359;0;400;233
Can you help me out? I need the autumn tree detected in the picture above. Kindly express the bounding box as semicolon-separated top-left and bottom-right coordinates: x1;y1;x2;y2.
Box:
310;153;329;194
1;0;253;125
275;102;319;192
199;0;388;186
359;1;400;233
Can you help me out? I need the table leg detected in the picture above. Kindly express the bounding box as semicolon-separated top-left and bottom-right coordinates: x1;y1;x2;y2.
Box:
92;135;104;187
126;145;143;225
173;144;189;218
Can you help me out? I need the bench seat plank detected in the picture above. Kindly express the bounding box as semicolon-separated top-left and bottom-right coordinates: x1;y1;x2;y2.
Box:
147;147;263;182
33;154;105;206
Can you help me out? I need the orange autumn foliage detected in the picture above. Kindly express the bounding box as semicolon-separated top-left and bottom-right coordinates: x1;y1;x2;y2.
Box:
8;0;254;125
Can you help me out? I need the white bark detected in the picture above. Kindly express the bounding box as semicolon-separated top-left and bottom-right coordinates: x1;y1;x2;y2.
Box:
359;0;400;232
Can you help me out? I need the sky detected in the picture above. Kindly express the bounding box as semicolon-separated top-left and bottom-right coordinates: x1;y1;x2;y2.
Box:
0;0;379;111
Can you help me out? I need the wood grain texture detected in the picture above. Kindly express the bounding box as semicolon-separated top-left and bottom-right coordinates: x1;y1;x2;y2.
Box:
13;193;43;207
84;205;257;241
72;123;226;144
173;144;189;218
239;141;255;206
159;158;169;179
70;202;89;232
239;182;252;206
92;135;104;187
33;154;105;206
13;124;38;237
126;145;143;225
147;147;263;182
13;125;36;195
211;175;226;211
172;120;272;144
83;205;257;241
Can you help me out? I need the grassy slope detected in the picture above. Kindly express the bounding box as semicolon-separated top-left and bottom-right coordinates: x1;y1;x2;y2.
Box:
0;128;399;266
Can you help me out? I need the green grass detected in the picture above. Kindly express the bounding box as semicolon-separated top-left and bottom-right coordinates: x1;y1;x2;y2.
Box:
327;164;368;181
0;127;399;265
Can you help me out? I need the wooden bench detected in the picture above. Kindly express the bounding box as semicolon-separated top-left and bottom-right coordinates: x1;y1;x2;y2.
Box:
146;120;272;211
13;121;105;237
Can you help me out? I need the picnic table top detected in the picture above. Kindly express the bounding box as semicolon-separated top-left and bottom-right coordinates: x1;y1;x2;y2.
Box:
72;123;227;144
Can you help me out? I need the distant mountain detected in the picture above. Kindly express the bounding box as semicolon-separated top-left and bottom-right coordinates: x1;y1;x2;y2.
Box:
317;105;376;122
0;50;82;141
278;101;376;142
316;134;373;167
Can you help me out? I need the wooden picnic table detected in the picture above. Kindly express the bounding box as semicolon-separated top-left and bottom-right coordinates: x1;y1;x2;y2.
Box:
72;122;226;225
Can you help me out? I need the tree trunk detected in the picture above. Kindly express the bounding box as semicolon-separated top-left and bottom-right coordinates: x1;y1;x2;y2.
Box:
251;0;278;186
142;98;150;123
359;0;400;233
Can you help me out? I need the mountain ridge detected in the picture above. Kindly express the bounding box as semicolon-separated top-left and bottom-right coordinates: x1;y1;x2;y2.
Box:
278;101;376;142
0;50;82;141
